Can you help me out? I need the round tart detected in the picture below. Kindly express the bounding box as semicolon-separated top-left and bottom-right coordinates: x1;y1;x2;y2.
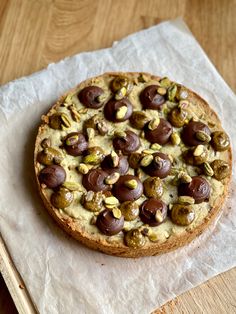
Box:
34;72;232;257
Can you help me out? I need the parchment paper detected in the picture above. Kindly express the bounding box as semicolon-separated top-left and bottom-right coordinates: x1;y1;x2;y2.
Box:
0;19;235;314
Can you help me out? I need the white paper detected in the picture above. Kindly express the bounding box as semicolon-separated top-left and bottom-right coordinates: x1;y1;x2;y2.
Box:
0;19;235;314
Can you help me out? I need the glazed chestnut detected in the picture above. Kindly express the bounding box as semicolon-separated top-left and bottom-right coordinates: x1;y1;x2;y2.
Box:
39;165;66;189
119;201;139;221
82;169;110;192
78;86;104;109
142;152;171;178
144;118;173;145
211;131;230;151
128;152;143;169
112;175;143;202
140;85;165;110
139;198;167;226
168;106;188;127
143;177;164;198
104;98;133;122
171;204;195;226
113;130;140;155
183;146;209;165
125;229;146;248
129;111;150;129
181;121;211;146
211;159;230;180
63;132;88;156
37;147;63;166
101;154;129;175
178;176;210;204
51;188;73;209
96;209;124;235
81;191;104;212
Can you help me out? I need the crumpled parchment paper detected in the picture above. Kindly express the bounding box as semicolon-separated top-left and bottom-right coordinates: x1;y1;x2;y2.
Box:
0;18;235;314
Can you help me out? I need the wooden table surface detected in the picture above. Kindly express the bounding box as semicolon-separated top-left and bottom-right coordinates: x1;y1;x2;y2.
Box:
0;0;236;313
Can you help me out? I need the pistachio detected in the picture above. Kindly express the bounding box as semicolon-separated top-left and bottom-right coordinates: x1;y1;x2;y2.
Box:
176;171;192;184
148;117;160;130
125;229;146;248
115;87;127;100
111;150;119;167
104;196;119;206
164;231;170;239
124;179;138;189
148;233;158;242
83;154;101;165
61;113;71;128
178;196;195;205
160;77;171;88
157;87;167;95
69;106;81;122
105;172;120;185
155;210;164;223
116;105;128;120
97;121;108;135
142;149;154;154
41;138;51;148
203;162;214;177
171;132;181;145
167;84;177;101
193;145;205;157
77;163;89;174
130;111;150;129
140;130;145;139
82;191;104;212
138;74;149;83
211;159;230;180
120;201;139;221
87;128;95;140
97;93;108;103
140;154;153;167
65;134;79;146
62;181;82;191
78;108;88;114
171;204;195;226
114;130;127;138
150;143;162;150
112;208;122;219
195;130;211;143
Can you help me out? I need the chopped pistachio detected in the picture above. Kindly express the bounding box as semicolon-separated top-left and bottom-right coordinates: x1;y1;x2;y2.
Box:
111;150;119;167
105;172;120;185
112;208;122;219
178;196;195;205
195;130;211;143
142;149;154;154
167;84;177;101
150;143;162;150
115;87;127;100
62;181;81;191
203;162;214;177
193;145;205;157
114;130;126;138
104;196;119;206
171;132;181;145
124;179;138;189
77;163;89;174
87;128;95;140
155;210;163;223
140;154;153;167
160;77;171;88
116;105;128;120
157;87;167;95
148;117;160;130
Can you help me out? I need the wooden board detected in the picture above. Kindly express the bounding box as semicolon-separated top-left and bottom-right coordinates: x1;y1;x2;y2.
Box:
0;0;236;313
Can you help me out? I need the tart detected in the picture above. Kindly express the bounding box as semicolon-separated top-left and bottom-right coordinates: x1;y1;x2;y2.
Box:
34;72;232;258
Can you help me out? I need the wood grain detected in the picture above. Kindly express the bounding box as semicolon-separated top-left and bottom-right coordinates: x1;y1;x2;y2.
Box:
0;0;236;313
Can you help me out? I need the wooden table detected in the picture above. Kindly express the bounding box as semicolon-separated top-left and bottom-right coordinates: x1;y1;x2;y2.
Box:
0;0;235;313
